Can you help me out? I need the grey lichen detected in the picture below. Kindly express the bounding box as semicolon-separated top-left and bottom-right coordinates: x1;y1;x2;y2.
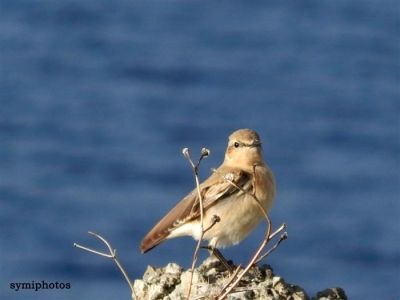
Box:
133;256;347;300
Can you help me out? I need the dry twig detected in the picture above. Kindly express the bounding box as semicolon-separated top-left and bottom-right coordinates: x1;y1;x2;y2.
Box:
254;225;288;264
74;232;136;299
183;147;219;299
211;166;288;300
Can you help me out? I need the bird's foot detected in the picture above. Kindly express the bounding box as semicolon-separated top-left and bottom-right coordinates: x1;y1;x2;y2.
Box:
201;246;235;273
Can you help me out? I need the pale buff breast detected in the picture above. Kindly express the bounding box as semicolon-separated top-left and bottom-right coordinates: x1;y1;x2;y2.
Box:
204;166;275;248
203;192;264;248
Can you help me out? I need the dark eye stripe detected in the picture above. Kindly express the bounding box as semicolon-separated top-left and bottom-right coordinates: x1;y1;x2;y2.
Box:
233;141;261;148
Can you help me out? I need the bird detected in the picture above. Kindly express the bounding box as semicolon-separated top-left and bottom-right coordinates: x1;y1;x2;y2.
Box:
140;129;275;267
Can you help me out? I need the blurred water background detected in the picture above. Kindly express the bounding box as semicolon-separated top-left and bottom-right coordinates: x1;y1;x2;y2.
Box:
1;0;399;299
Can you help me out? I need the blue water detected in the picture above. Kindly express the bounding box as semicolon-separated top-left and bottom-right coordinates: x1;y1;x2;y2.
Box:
1;1;399;299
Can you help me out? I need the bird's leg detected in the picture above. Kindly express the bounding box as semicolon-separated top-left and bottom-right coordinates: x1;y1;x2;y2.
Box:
213;248;235;273
201;246;235;273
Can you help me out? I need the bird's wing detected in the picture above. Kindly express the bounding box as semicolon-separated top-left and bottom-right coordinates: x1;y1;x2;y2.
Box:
140;166;252;253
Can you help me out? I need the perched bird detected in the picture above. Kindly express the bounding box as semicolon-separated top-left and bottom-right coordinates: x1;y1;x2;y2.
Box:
140;129;275;262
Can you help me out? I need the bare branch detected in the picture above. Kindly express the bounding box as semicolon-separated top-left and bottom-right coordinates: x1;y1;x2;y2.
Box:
73;243;114;258
203;215;220;234
255;231;288;264
211;168;269;220
88;231;116;256
217;227;272;300
182;148;196;171
74;232;136;299
268;223;287;240
183;147;210;299
215;165;288;300
251;164;257;197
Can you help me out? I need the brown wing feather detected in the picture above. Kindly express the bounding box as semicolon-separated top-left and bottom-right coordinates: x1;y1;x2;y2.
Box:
140;189;198;253
140;166;250;253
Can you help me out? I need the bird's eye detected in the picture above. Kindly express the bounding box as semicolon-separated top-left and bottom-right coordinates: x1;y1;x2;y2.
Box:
234;142;240;148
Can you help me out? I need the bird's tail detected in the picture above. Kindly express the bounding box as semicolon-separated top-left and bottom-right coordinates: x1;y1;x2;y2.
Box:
140;231;166;253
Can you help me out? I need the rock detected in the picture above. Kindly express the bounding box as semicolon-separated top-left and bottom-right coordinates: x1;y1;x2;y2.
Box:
134;260;347;300
179;269;204;297
143;266;159;283
272;276;282;287
227;290;254;300
164;263;182;276
314;287;347;300
147;283;165;300
133;279;147;299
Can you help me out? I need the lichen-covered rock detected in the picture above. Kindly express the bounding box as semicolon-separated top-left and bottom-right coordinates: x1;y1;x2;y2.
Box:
314;287;347;300
133;279;147;299
133;256;347;300
227;290;254;300
164;263;182;276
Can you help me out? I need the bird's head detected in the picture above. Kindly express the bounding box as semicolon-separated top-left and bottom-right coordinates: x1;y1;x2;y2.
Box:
224;129;264;169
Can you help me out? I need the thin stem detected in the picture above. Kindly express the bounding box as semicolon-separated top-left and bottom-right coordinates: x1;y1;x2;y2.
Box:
211;168;269;220
88;231;115;255
253;223;287;265
183;148;210;299
203;215;220;234
217;226;271;300
73;232;136;299
215;166;271;299
73;243;114;258
254;232;288;265
268;223;287;240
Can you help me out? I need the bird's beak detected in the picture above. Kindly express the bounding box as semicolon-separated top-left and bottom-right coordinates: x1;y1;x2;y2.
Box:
250;141;262;148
